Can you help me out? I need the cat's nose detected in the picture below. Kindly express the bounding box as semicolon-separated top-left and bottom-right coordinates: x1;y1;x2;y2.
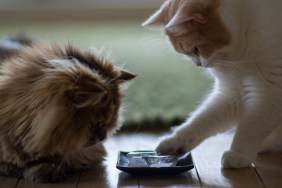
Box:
96;126;107;141
97;131;107;141
98;133;107;141
90;123;107;141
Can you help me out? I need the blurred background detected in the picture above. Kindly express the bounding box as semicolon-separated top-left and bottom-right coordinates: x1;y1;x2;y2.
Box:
0;0;211;132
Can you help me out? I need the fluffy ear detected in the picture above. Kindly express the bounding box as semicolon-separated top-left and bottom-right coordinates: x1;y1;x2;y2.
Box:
166;3;208;30
117;69;137;83
69;84;107;108
142;1;169;28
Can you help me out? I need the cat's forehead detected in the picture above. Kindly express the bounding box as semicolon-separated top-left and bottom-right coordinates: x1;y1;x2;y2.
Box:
143;0;221;29
63;45;119;82
167;0;220;19
143;0;230;59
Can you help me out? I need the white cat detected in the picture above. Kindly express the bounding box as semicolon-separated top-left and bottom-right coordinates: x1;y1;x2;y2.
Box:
143;0;282;168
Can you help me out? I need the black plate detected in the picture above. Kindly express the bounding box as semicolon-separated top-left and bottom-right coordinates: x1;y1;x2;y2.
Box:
116;150;194;175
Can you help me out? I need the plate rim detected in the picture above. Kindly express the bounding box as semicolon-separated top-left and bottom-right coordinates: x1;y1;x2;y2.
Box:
116;150;194;174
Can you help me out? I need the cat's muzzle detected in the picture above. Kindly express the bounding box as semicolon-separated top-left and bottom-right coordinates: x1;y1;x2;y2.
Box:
90;123;107;142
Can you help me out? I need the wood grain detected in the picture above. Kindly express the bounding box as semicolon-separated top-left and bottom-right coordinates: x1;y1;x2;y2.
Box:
16;174;80;188
139;169;201;188
255;153;282;188
1;132;282;187
192;132;264;188
0;176;19;188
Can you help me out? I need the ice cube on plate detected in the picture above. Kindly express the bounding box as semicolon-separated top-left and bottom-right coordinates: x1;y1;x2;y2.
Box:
127;151;157;157
128;156;148;167
143;156;178;167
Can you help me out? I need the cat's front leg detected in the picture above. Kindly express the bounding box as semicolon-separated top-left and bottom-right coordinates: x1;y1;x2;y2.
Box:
156;89;240;155
222;110;279;168
64;143;106;170
0;162;24;178
156;126;202;155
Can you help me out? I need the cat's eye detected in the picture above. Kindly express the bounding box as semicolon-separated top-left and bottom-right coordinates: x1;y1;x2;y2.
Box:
193;47;200;56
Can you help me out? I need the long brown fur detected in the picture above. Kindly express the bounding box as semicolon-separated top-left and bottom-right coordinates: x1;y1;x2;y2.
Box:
0;36;136;183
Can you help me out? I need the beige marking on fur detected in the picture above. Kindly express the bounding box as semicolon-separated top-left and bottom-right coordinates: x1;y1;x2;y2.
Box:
143;0;231;59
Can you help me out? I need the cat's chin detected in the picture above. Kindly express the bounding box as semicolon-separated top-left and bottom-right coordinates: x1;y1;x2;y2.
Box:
194;59;202;67
195;62;208;67
184;55;211;68
192;58;211;68
201;63;212;68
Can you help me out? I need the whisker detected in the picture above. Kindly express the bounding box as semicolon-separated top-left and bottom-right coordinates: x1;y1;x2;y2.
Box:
140;34;167;46
140;38;167;47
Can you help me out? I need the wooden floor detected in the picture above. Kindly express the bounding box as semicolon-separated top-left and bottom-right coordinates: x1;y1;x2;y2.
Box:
1;131;282;188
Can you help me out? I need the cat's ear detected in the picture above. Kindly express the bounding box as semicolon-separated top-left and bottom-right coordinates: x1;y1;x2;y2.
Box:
69;84;107;108
166;3;207;29
142;1;169;28
117;69;137;83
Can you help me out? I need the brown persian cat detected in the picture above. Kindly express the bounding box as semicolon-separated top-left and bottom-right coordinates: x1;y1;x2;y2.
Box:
0;35;136;183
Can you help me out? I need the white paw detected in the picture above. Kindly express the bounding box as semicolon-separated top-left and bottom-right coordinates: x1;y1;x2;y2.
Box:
221;150;253;168
155;133;201;155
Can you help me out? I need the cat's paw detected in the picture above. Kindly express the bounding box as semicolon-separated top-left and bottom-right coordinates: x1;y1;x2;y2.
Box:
156;133;201;155
221;150;253;168
24;163;67;183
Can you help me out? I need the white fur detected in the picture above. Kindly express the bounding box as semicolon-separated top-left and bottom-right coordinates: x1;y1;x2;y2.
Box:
155;0;282;168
